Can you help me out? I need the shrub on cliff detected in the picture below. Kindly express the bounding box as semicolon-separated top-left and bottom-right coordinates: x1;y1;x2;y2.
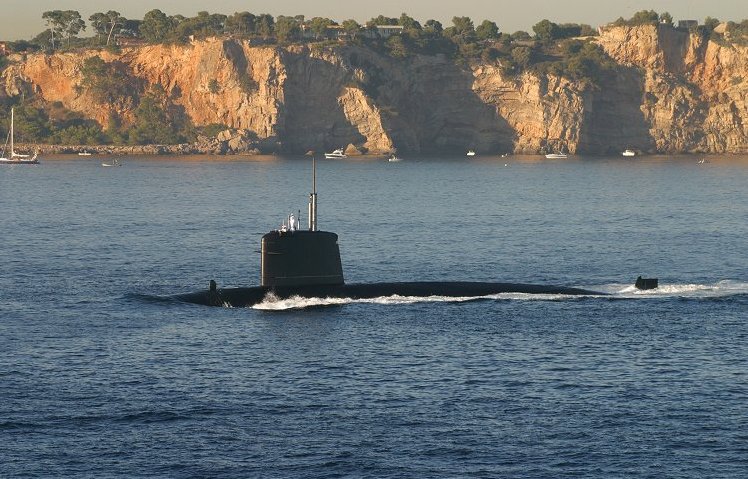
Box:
173;11;227;42
613;10;660;27
0;102;110;145
275;16;301;43
725;20;748;45
531;40;616;85
140;9;174;43
80;56;140;104
200;123;230;138
126;85;193;145
53;123;109;145
533;20;597;43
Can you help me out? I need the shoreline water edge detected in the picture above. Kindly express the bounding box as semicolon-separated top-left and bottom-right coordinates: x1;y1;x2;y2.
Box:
13;143;742;158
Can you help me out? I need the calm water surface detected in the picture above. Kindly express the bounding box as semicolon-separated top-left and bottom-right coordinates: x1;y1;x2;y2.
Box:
2;154;747;478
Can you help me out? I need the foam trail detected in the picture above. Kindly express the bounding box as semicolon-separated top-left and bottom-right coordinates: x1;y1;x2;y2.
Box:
599;280;748;299
252;292;585;311
248;280;748;310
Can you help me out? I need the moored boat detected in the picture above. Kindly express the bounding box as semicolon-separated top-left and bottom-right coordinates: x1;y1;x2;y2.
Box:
102;158;122;167
0;108;39;165
324;148;346;159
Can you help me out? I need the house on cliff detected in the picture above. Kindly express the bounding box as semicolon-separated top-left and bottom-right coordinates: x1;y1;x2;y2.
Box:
366;25;404;38
301;24;404;40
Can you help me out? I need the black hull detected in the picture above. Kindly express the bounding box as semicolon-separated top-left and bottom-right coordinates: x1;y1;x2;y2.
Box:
176;281;605;307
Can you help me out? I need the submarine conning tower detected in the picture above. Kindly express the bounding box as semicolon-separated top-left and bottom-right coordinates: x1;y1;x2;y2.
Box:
260;155;344;288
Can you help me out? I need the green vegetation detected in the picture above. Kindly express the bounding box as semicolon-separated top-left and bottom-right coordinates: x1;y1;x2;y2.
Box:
125;85;192;144
532;40;617;84
0;75;194;146
532;19;597;42
612;10;661;27
80;56;139;104
725;20;748;45
89;11;125;46
200;123;229;137
13;8;742;58
41;10;85;49
0;101;107;145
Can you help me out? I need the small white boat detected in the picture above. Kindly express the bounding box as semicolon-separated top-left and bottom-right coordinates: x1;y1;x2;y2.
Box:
545;153;568;159
101;158;122;167
697;158;709;164
78;150;93;156
388;154;402;162
466;150;476;156
0;108;39;165
622;149;636;157
324;148;346;159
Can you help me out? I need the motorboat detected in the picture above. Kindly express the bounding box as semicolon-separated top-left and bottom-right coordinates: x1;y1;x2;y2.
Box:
78;150;93;156
102;158;122;167
622;149;636;157
545;153;568;159
0;108;39;165
466;150;476;156
387;154;402;162
324;148;346;159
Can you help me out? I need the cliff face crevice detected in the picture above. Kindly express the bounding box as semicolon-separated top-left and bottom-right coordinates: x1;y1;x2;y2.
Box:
2;29;747;154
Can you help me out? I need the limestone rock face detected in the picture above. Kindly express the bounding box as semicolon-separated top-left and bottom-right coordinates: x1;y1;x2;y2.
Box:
2;30;747;154
472;68;588;153
598;24;748;153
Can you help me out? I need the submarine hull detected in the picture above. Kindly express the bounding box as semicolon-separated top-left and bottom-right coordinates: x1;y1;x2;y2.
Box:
176;281;605;307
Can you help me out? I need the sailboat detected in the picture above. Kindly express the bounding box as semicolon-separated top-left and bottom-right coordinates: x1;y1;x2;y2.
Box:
0;108;39;165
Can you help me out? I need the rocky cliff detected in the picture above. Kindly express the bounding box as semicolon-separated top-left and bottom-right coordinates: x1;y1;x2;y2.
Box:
597;24;748;153
2;25;747;154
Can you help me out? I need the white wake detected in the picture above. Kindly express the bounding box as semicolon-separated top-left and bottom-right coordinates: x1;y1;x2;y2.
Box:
597;279;748;299
245;280;748;311
252;291;585;310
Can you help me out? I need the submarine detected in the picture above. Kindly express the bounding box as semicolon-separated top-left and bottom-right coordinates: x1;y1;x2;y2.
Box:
176;156;612;308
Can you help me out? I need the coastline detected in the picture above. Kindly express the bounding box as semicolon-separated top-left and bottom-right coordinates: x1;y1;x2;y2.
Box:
15;143;239;156
15;143;741;158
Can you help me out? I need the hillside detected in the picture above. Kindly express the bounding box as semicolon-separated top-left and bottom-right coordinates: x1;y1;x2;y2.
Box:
2;23;747;154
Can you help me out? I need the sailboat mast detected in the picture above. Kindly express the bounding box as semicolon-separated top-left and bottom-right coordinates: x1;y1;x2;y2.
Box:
10;108;14;156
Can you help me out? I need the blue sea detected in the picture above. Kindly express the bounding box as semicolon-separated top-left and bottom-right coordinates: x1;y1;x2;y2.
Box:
2;154;747;478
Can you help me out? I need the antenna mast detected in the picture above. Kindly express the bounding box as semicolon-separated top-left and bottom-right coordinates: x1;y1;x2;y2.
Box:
308;155;317;231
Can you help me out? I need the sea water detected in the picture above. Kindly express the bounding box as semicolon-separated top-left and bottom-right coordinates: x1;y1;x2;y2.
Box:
2;154;747;477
